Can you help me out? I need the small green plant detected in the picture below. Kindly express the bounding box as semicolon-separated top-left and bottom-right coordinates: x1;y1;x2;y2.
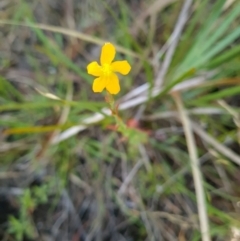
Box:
7;183;52;241
8;215;35;241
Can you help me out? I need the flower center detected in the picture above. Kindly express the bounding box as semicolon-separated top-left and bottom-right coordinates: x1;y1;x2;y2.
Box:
102;64;112;76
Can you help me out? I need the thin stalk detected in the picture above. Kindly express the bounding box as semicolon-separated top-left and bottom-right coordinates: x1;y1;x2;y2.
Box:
173;92;210;241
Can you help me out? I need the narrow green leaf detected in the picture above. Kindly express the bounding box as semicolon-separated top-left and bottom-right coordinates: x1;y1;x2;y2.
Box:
208;45;240;68
192;85;240;104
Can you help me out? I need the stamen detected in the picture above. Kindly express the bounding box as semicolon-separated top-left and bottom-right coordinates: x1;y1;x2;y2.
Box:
102;64;112;76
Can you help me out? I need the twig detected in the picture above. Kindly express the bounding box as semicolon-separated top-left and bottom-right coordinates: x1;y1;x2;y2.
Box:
148;211;198;229
223;0;237;10
155;0;193;88
191;121;240;166
120;70;214;104
156;153;210;194
70;173;92;194
122;0;193;101
142;107;226;121
0;20;140;59
118;160;143;195
173;92;210;241
138;144;152;172
51;74;209;144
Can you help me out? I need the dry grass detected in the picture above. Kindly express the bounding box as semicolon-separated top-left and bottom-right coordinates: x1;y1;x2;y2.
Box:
0;0;240;241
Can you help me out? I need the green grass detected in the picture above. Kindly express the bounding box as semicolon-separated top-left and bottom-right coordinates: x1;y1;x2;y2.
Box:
1;0;240;241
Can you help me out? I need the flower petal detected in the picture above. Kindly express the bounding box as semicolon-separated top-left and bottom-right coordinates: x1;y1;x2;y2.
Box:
111;60;131;75
92;76;106;93
106;73;120;95
100;43;116;65
87;61;102;76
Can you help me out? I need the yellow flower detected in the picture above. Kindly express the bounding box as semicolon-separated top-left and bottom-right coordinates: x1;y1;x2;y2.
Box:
87;42;131;95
